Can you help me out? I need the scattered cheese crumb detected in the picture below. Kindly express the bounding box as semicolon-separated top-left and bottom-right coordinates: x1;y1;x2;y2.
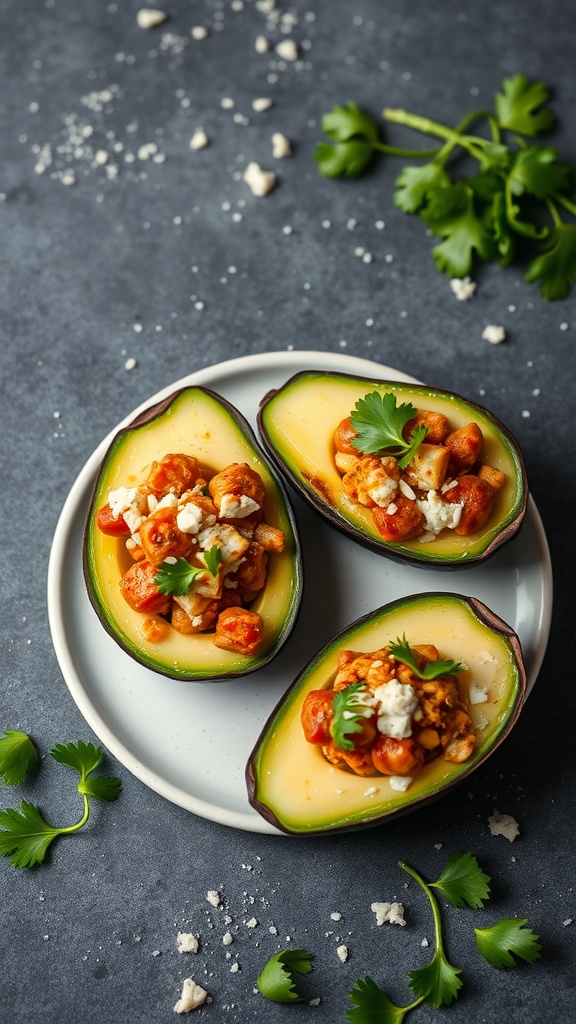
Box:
450;276;477;301
191;26;208;40
389;775;413;792
206;890;221;908
177;932;199;954
124;357;137;370
469;684;489;704
173;978;208;1014
252;97;273;112
336;944;349;962
275;39;298;60
190;129;209;150
136;8;167;29
272;132;291;158
309;997;321;1006
330;912;342;922
243;161;276;196
482;324;506;345
371;902;406;927
230;962;240;973
255;35;269;53
488;809;520;842
245;917;258;928
222;931;233;946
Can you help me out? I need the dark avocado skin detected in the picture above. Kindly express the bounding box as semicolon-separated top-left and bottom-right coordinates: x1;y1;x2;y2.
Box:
246;593;526;835
258;371;528;570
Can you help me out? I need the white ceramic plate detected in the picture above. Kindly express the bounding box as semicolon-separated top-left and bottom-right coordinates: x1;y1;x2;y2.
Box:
47;352;553;835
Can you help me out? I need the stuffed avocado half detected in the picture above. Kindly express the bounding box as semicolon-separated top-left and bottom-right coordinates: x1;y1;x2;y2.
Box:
83;386;302;681
246;593;526;835
257;371;528;569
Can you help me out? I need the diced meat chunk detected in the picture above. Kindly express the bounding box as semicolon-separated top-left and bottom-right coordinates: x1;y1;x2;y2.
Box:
372;495;425;542
445;423;483;474
371;735;425;776
139;507;193;565
209;463;265;521
478;464;506;491
448;474;496;535
145;453;202;498
402;443;450;491
403;409;450;445
342;455;399;508
96;502;132;537
334;416;360;455
213;607;263;655
301;690;334;744
253;521;285;553
119;561;171;615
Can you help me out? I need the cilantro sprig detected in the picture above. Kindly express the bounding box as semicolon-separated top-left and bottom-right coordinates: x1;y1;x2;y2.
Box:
315;75;576;300
389;635;464;680
154;545;222;597
330;682;370;751
350;392;428;469
0;740;120;869
475;918;542;968
257;948;314;1003
0;729;40;786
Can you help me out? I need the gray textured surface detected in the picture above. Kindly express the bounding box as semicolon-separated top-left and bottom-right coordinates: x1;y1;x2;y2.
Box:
1;1;575;1021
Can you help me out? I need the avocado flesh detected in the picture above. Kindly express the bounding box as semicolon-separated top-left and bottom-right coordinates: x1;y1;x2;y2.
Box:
258;371;527;567
247;593;525;834
84;386;302;681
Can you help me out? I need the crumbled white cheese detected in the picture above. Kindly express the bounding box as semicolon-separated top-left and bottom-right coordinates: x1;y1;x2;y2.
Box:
372;679;419;739
190;129;209;150
482;324;506;345
255;34;269;53
206;890;221;907
245;917;258;928
243;161;276;196
176;502;205;534
469;684;489;704
218;493;260;519
416;490;464;536
177;932;199;954
191;25;208;40
222;931;233;946
155;492;179;511
450;276;477;301
398;479;416;500
198;523;249;565
276;39;298;61
488;809;520;842
330;912;342;922
272;132;292;158
336;944;349;962
252;97;273;112
173;978;208;1014
368;474;398;507
136;8;167;29
389;775;413;792
108;486;138;518
371;902;406;926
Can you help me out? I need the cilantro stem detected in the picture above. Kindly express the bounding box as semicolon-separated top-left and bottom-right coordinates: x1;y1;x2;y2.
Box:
399;860;446;963
383;107;494;167
553;193;576;220
373;142;440;159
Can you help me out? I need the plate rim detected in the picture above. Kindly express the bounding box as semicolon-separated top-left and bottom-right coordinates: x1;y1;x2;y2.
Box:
47;350;553;835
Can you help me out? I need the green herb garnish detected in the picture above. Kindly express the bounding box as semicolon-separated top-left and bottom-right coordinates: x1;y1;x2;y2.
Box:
347;975;423;1024
257;948;314;1003
475;918;542;968
202;543;223;577
428;850;491;909
389;634;464;680
0;741;120;869
350;392;428;469
0;730;40;786
315;75;576;299
154;551;218;597
400;859;463;1009
330;682;370;751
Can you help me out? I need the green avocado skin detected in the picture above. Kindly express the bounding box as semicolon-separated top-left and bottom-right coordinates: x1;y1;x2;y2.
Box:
83;386;302;682
247;593;526;835
257;371;528;570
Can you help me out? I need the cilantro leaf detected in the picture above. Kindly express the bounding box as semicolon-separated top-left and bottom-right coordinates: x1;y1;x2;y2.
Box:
257;948;314;1003
0;801;62;869
422;181;495;277
202;544;223;577
0;729;40;786
408;949;463;1008
475;918;542;968
347;976;422;1024
154;557;208;597
330;683;369;751
429;851;491;909
524;223;576;299
394;162;451;213
389;635;463;681
509;146;571;200
314;140;376;179
350;391;428;468
0;740;121;869
322;103;381;146
495;75;556;136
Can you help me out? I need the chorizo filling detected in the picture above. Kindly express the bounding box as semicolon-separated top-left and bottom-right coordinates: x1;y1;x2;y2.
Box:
333;392;506;543
95;453;285;656
301;638;475;787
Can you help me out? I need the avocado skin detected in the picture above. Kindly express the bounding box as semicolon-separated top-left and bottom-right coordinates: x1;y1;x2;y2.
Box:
258;371;528;570
246;593;526;835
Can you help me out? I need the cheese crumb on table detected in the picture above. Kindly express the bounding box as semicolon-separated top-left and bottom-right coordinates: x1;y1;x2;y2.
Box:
173;978;208;1014
450;276;477;300
482;324;506;344
275;39;298;61
136;8;167;29
336;944;349;962
488;809;520;842
371;901;406;926
191;26;208;40
206;890;221;908
177;932;199;954
272;132;291;158
190;129;209;150
252;97;273;112
243;161;276;196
